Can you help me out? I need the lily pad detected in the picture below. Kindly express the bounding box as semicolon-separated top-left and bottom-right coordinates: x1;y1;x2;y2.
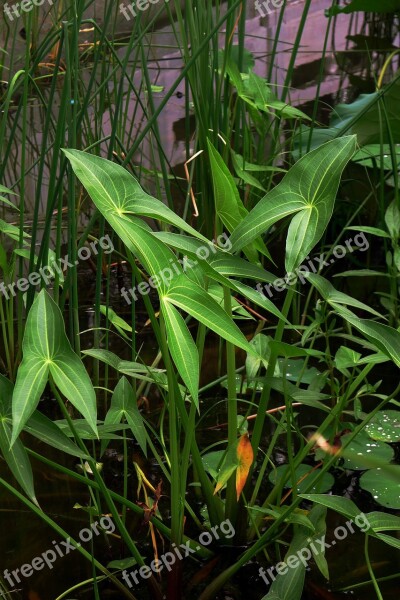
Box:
269;463;334;494
365;410;400;443
341;432;394;471
360;467;400;509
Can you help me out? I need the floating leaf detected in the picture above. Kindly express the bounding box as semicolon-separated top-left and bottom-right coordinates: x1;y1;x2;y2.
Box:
269;464;334;494
365;410;400;443
360;467;400;509
340;431;394;471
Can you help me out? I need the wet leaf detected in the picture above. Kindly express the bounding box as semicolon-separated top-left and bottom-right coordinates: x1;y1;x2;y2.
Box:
365;410;400;443
340;431;394;471
269;464;334;494
360;467;400;509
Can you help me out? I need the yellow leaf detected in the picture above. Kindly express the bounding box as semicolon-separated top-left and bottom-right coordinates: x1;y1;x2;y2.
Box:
236;433;254;500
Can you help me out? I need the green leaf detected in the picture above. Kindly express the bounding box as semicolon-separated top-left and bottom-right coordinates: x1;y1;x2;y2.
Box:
207;139;270;261
308;505;329;580
296;75;400;151
64;150;193;297
163;275;254;355
0;377;38;505
346;225;391;239
57;420;131;440
161;302;199;405
0;184;17;196
307;273;384;318
340;431;394;471
102;378;147;456
385;200;400;238
262;505;325;600
25;411;89;459
246;334;280;380
230;137;357;273
202;450;226;480
334;346;362;372
99;305;133;340
0;184;18;210
328;0;400;15
63;150;208;245
269;464;334;494
0;417;38;505
214;442;239;493
108;557;139;570
248;506;315;531
360;467;400;509
298;494;364;521
366;511;400;532
352;145;400;172
12;290;97;444
365;410;400;443
334;305;400;368
0;218;30;243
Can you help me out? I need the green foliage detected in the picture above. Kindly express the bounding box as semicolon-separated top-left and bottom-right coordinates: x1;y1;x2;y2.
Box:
365;410;400;442
268;464;335;494
360;468;400;509
1;4;400;599
11;290;97;444
328;0;400;15
230;137;357;273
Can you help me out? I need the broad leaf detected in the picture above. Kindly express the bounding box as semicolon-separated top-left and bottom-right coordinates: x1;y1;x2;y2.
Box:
163;275;254;355
296;74;400;152
12;290;97;444
365;410;400;443
269;464;334;494
102;378;147;456
230;137;356;273
340;431;394;471
360;467;400;509
63;150;208;244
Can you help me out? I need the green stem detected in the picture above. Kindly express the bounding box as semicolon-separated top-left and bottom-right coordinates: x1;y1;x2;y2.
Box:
224;286;238;525
159;311;183;546
364;534;384;600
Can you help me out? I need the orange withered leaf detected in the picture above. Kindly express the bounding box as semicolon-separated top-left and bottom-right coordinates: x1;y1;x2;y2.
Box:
236;433;254;500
